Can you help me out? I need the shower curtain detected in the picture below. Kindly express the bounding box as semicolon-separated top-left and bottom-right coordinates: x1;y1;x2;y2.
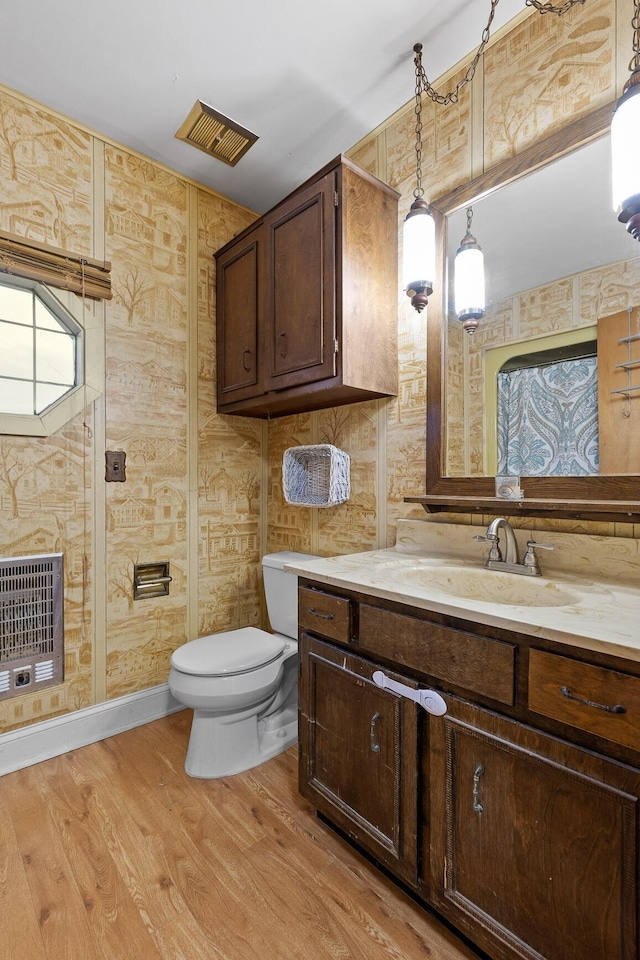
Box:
496;357;599;476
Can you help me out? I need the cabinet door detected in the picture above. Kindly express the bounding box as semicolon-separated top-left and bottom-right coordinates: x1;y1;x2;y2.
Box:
264;171;337;391
299;634;418;885
216;225;264;403
429;697;640;960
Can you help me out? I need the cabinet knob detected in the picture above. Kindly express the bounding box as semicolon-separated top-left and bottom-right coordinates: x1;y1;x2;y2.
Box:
242;349;252;371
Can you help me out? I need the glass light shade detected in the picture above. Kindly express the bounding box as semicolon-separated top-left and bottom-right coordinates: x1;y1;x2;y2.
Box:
611;75;640;237
454;242;485;333
403;199;435;312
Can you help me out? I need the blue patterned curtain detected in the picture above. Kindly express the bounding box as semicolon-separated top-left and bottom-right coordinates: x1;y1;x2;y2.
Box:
497;357;599;476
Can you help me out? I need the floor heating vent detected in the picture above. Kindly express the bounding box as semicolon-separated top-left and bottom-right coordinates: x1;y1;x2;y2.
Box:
0;553;64;700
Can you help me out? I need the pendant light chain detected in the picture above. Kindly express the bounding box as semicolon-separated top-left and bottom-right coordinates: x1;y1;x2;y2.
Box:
413;46;424;199
414;0;586;108
414;1;499;107
526;0;585;14
631;0;640;72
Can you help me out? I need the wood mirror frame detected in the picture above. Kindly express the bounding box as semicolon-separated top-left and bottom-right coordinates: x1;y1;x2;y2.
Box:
405;101;640;523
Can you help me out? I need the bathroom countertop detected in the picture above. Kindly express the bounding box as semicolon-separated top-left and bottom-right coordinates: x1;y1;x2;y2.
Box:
285;519;640;664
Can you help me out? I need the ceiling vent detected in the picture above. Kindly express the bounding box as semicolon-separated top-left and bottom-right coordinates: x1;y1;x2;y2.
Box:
175;100;258;167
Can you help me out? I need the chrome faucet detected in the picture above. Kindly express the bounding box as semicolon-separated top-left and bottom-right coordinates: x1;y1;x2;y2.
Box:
473;517;555;577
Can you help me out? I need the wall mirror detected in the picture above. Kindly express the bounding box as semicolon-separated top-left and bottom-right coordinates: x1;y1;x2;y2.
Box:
409;102;640;520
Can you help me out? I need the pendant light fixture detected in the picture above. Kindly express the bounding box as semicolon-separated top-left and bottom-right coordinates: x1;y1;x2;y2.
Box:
612;0;640;240
403;43;435;314
403;0;585;315
454;206;485;333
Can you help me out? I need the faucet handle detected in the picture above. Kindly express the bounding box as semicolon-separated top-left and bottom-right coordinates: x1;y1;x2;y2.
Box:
523;539;555;573
525;539;555;552
473;533;502;561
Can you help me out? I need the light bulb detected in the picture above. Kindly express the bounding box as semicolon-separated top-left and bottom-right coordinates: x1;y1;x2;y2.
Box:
403;198;435;313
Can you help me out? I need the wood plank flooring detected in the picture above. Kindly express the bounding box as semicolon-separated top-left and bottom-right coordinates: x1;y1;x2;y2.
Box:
0;711;481;960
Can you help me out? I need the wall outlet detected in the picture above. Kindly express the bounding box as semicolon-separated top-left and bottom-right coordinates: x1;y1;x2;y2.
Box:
105;450;126;482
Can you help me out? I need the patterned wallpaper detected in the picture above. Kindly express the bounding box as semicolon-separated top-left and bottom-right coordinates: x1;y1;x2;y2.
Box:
266;0;638;556
0;0;637;734
0;86;256;731
0;89;96;727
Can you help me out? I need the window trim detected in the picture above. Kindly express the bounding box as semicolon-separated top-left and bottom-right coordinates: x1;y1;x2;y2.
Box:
0;276;104;437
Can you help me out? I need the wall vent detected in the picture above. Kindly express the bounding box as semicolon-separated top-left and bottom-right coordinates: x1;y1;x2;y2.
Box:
0;553;64;700
175;100;258;167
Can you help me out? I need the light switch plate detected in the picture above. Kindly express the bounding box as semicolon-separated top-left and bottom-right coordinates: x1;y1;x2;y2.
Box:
105;450;126;482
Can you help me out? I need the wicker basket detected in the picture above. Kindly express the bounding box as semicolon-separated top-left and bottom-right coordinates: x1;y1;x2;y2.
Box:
282;444;350;507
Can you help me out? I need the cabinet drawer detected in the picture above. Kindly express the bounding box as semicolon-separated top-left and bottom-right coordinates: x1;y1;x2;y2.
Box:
529;649;640;750
298;587;351;644
359;605;515;705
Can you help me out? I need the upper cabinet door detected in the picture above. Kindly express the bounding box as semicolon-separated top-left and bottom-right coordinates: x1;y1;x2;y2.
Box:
216;224;264;403
214;156;398;417
264;171;337;391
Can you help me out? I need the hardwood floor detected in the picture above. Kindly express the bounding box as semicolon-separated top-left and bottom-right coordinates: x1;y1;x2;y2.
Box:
0;711;480;960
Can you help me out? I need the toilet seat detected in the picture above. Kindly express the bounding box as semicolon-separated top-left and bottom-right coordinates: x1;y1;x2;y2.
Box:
170;626;286;678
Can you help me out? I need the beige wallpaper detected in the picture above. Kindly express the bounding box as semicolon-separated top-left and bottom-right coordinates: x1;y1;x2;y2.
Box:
266;0;638;554
0;0;637;734
0;88;96;726
0;87;258;732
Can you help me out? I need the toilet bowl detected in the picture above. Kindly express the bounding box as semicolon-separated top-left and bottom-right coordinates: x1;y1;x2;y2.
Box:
168;551;313;778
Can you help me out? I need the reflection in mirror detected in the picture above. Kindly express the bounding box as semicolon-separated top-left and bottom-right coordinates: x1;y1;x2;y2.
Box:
444;132;640;479
496;346;598;477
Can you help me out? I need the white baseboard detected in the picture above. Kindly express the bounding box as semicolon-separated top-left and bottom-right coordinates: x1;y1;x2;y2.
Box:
0;683;184;777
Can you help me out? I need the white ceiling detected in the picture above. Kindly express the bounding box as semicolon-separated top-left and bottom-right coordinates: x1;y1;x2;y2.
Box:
0;0;523;214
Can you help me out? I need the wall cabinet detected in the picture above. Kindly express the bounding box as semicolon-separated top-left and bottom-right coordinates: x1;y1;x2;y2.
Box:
215;156;399;418
298;580;640;960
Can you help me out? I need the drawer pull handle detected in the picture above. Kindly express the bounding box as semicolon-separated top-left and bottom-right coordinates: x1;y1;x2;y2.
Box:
560;686;626;714
472;764;484;814
307;608;334;621
370;712;381;753
372;670;447;716
279;331;287;358
242;349;252;371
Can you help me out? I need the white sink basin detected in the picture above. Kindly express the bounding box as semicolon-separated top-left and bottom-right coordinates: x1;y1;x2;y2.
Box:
387;563;579;607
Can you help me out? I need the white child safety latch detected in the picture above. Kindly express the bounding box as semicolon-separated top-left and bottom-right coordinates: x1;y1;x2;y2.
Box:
372;671;447;716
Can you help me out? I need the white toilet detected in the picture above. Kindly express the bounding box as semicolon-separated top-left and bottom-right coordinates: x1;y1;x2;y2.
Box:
168;551;313;778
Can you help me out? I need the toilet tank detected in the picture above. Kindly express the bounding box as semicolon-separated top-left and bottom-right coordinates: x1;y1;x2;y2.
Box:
262;551;316;639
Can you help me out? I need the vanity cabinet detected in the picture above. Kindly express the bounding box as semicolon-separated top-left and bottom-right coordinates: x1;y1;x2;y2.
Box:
215;156;399;418
299;634;419;886
298;579;640;960
429;696;640;960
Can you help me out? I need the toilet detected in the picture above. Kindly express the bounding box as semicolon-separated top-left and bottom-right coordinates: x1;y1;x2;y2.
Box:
168;551;314;778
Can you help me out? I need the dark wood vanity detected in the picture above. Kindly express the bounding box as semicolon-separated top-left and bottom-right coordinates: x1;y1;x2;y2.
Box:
298;579;640;960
